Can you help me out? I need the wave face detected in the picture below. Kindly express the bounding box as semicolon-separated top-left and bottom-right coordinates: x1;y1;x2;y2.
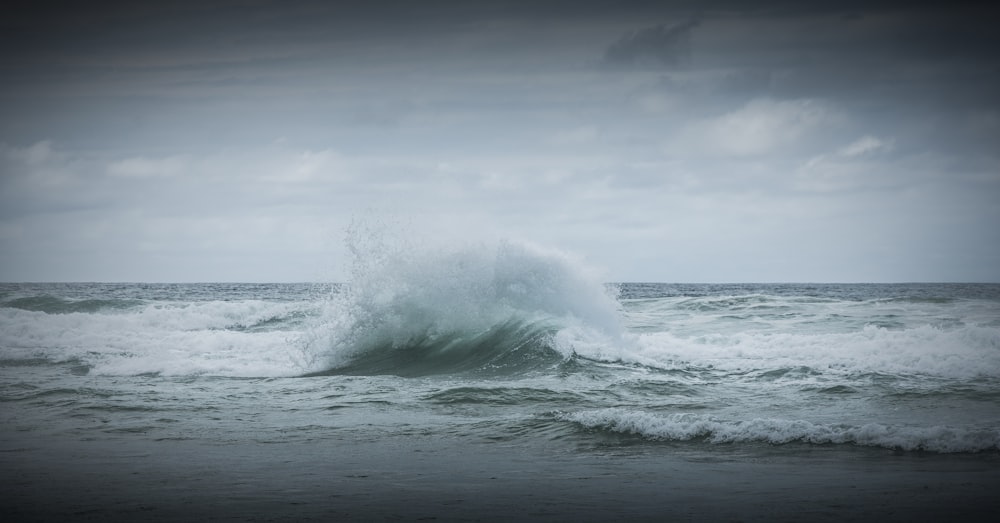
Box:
306;318;565;377
302;222;625;377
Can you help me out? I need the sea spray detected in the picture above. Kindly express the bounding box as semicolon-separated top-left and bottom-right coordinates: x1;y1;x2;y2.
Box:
303;220;627;376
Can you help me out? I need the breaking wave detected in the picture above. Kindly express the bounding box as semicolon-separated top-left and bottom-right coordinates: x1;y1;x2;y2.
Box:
301;221;626;377
562;408;1000;453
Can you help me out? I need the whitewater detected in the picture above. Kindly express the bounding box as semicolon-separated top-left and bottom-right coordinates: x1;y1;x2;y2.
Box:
2;235;1000;521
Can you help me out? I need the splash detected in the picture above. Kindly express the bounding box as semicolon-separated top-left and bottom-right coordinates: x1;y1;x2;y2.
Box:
303;220;625;376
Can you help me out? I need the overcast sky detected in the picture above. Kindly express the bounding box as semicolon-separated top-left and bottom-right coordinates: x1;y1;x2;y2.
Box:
1;1;998;282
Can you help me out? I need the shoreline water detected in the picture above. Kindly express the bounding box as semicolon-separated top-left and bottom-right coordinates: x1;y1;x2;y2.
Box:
5;432;1000;522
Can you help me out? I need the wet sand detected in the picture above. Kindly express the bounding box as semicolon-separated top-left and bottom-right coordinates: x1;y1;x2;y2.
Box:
4;434;1000;522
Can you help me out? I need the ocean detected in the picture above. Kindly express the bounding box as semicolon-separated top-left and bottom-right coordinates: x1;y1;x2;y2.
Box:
2;240;999;521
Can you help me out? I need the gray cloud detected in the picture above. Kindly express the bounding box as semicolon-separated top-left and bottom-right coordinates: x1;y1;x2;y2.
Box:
602;20;700;69
1;1;998;282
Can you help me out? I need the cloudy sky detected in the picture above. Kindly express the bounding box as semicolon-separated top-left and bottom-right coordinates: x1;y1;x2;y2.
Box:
1;0;997;282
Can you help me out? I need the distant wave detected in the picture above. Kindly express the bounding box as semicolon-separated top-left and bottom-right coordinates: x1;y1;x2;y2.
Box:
1;295;144;314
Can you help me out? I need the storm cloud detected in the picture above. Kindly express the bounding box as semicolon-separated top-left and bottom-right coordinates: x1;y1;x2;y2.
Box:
1;1;997;282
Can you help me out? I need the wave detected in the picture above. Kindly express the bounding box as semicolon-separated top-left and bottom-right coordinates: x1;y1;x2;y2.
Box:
300;223;625;377
561;408;1000;453
1;295;144;314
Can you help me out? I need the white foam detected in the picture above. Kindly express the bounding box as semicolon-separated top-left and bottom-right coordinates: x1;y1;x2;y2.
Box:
563;408;1000;453
0;301;315;377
